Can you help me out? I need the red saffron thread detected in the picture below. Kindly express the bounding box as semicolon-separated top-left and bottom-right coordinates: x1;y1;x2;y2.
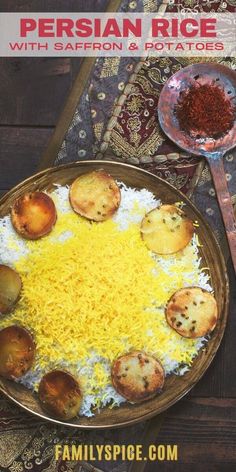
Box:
175;82;235;139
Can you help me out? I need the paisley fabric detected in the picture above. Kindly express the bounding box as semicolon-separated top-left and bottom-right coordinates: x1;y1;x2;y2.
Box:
104;56;204;195
167;0;236;13
0;395;146;472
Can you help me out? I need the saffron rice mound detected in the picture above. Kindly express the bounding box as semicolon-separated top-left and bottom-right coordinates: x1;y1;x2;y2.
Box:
0;183;212;417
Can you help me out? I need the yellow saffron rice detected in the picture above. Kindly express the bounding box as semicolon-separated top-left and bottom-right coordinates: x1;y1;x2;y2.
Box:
0;185;210;414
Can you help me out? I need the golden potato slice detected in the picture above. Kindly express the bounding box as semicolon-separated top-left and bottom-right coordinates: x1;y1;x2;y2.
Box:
111;351;165;403
69;170;121;221
11;192;57;240
165;287;218;338
0;265;22;315
0;325;35;379
38;370;82;420
140;204;194;255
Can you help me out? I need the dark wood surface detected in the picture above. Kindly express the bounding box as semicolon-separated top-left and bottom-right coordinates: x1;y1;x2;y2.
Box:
0;1;235;471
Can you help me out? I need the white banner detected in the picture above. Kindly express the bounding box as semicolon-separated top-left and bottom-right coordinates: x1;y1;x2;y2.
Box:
0;12;235;57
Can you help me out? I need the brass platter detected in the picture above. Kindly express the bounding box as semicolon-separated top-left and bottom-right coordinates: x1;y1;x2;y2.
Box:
0;160;229;429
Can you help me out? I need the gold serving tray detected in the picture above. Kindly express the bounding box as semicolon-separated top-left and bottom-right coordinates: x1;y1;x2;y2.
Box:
0;161;229;429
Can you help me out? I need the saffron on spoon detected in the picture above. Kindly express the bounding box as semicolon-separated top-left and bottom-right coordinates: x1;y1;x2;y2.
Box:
175;82;235;139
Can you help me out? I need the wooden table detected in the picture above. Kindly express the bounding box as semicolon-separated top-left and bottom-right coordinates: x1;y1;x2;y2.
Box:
0;1;236;471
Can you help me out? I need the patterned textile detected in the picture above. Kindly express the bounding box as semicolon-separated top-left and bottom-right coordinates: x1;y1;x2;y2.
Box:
56;0;163;165
1;1;236;472
0;395;146;472
167;0;236;13
102;56;206;195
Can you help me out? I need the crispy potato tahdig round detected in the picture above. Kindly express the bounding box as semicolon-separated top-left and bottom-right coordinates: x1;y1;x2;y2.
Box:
0;265;22;315
165;287;218;338
0;325;35;379
11;192;57;240
69;170;121;221
140;204;194;255
111;351;165;403
38;370;82;420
